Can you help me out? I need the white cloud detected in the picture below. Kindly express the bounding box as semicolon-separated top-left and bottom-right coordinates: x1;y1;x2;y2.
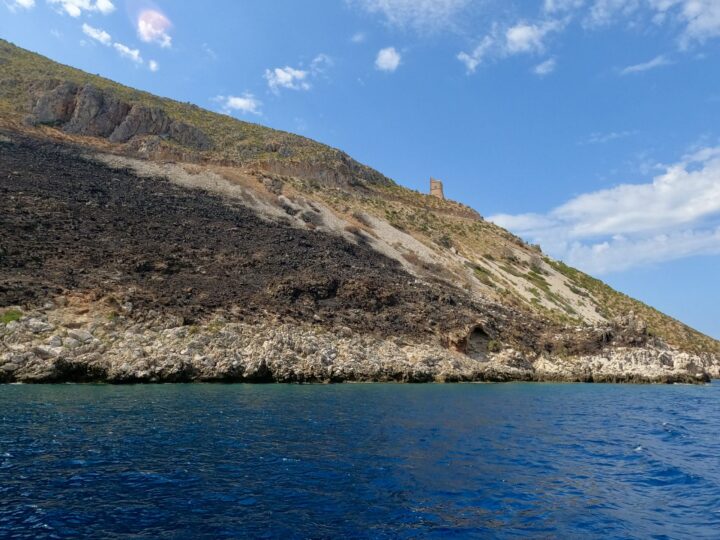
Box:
215;94;262;116
656;0;720;46
620;54;671;74
263;54;333;93
544;0;585;12
560;228;720;273
525;1;720;66
533;57;557;75
351;32;366;43
113;42;143;64
264;66;310;92
506;20;565;54
6;0;35;11
489;146;720;273
458;35;495;73
458;19;564;73
137;9;172;48
310;53;333;74
586;0;642;27
564;1;720;45
81;23;111;46
375;46;401;72
48;0;114;17
80;22;156;70
354;0;469;31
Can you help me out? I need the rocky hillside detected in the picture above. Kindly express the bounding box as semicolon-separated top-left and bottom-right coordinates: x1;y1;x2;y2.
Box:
1;39;718;383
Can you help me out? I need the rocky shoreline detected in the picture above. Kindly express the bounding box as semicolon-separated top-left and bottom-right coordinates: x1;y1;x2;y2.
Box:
2;44;720;388
1;309;714;385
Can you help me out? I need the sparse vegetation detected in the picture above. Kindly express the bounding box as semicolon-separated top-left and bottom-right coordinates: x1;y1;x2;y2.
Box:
0;39;391;185
487;339;502;353
436;234;453;249
1;309;22;324
547;259;720;354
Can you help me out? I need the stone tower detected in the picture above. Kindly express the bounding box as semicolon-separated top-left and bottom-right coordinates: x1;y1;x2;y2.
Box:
430;177;445;200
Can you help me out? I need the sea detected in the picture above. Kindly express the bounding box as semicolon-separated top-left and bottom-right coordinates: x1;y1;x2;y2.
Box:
1;383;719;539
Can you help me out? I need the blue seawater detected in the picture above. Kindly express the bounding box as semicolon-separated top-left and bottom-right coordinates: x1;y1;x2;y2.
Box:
1;383;719;539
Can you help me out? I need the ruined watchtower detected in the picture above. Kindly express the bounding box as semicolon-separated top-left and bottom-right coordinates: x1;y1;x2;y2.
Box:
430;177;445;200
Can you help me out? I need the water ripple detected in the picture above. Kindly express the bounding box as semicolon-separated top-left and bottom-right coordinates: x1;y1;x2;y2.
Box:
1;383;719;538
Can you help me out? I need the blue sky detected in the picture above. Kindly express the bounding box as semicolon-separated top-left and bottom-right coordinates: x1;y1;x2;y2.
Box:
2;0;719;338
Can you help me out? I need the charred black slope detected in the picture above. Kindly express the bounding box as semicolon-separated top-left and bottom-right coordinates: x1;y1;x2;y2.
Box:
0;135;479;338
1;133;678;369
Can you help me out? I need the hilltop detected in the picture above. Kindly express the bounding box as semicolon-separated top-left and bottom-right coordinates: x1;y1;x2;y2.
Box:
1;39;718;383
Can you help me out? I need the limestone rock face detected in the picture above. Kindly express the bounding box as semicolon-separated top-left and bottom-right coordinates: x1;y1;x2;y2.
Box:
27;81;77;125
0;309;714;385
25;82;212;151
109;104;171;142
64;84;131;138
168;120;212;150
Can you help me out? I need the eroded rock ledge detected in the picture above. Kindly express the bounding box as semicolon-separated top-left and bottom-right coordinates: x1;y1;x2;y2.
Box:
1;309;713;384
24;80;212;151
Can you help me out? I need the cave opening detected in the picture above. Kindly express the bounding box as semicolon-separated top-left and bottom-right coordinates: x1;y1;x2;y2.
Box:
465;326;490;360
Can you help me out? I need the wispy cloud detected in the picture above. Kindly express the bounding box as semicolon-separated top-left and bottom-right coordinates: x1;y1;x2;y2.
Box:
489;146;720;273
580;130;636;145
375;46;401;72
48;0;114;17
620;54;671;75
264;54;333;93
547;0;720;47
79;22;156;71
543;0;584;13
457;1;720;75
457;35;494;73
6;0;35;11
202;43;218;60
458;19;565;74
137;9;172;48
82;23;111;46
353;0;469;31
113;42;143;64
533;57;557;76
351;32;366;44
215;94;262;116
310;53;333;74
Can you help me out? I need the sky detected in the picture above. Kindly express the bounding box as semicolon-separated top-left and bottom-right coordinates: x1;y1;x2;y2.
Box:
1;0;719;338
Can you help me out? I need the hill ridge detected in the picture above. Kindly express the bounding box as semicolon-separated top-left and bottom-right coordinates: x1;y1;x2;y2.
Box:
1;39;718;383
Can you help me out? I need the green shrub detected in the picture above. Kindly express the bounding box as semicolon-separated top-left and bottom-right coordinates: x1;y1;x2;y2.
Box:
487;340;502;353
1;309;22;324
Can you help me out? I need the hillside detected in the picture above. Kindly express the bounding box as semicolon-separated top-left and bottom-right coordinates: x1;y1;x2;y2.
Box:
1;39;718;383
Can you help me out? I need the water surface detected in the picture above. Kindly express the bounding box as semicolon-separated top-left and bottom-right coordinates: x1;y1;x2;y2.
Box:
1;383;719;538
